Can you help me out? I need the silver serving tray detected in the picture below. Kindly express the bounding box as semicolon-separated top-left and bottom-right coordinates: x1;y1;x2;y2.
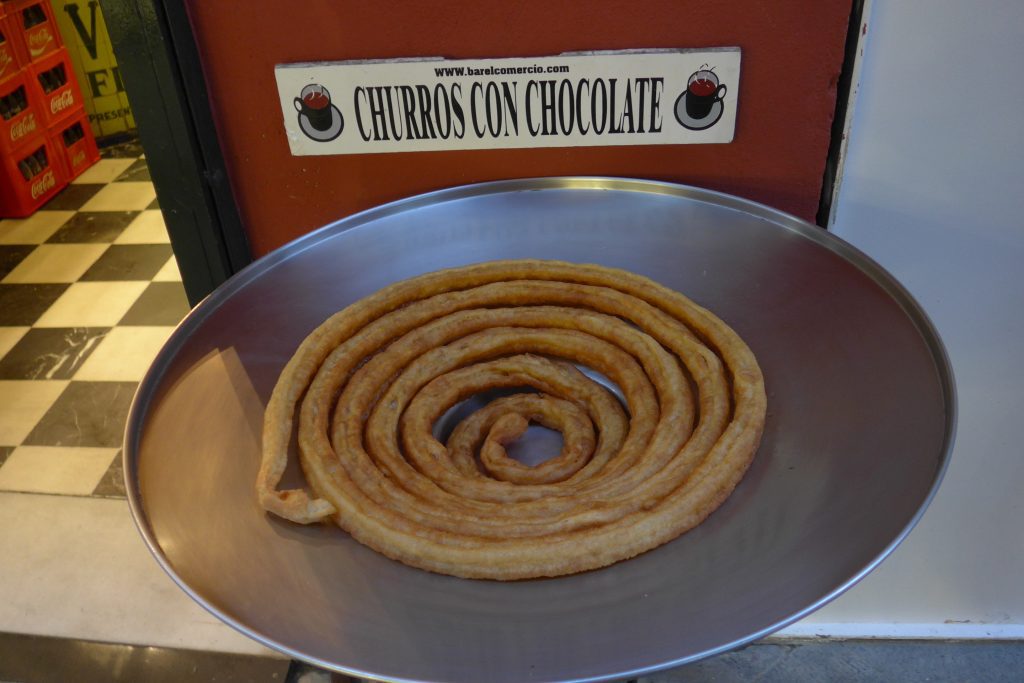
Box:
125;178;955;683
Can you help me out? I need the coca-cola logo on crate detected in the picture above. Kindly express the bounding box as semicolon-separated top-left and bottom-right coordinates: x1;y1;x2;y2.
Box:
28;28;54;57
50;89;74;114
9;113;38;142
0;50;13;77
30;169;56;198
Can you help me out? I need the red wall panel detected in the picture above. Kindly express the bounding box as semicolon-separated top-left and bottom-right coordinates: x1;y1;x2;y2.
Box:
185;1;850;257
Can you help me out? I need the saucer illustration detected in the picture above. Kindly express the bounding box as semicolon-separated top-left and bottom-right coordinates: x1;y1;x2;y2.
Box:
674;91;724;131
298;105;344;142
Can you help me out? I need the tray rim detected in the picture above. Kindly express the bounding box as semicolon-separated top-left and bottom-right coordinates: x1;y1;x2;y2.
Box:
122;177;957;682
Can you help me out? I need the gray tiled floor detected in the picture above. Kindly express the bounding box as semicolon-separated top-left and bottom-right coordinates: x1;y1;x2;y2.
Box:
0;632;290;683
639;639;1024;682
2;633;1022;683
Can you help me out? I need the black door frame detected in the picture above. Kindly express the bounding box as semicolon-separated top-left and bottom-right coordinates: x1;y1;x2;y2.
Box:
104;0;249;306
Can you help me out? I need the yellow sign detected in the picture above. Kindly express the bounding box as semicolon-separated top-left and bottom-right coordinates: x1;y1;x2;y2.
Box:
48;0;134;138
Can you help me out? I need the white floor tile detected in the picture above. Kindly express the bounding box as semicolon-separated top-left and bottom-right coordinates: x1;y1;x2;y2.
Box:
0;446;117;495
0;211;75;244
74;327;173;381
0;327;29;360
70;158;135;185
79;183;156;212
114;210;169;244
34;281;149;328
1;244;107;283
152;255;183;282
0;380;68;445
0;492;280;655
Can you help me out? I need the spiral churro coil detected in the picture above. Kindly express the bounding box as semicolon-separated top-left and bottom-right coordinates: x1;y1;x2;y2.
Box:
257;260;766;580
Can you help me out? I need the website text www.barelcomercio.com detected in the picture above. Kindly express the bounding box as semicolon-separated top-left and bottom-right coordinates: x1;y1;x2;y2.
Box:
434;64;570;78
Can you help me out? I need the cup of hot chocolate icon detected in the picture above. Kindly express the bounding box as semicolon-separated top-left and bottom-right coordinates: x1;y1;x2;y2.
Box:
294;84;333;132
685;69;727;120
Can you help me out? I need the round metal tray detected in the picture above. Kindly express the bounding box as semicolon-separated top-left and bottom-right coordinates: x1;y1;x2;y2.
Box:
125;179;955;683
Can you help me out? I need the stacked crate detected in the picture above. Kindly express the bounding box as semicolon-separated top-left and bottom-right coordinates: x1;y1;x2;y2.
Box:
1;0;98;217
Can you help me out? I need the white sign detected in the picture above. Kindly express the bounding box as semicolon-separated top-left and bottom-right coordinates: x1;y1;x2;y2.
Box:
275;49;740;156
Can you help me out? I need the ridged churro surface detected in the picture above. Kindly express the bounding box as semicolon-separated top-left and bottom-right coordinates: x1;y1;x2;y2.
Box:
257;260;766;580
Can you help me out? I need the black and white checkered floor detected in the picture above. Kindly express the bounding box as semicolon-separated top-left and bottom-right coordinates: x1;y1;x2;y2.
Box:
0;144;187;500
0;142;286;668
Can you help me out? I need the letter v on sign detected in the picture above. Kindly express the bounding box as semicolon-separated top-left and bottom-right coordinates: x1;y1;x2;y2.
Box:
64;1;100;61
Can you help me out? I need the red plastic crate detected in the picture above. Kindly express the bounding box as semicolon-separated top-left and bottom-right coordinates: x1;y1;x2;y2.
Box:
0;10;28;82
0;133;67;217
49;107;98;181
6;0;60;64
0;69;43;154
29;46;81;126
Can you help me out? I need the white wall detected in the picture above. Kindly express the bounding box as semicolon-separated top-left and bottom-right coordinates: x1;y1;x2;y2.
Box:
781;0;1024;637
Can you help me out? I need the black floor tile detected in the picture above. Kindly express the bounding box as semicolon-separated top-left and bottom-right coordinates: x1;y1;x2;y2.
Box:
115;158;150;182
46;211;140;244
92;450;126;497
148;196;160;210
79;244;173;281
119;282;189;326
0;284;69;325
0;446;12;468
0;328;109;380
99;140;145;158
24;381;138;448
0;632;291;683
40;184;105;211
0;245;35;280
